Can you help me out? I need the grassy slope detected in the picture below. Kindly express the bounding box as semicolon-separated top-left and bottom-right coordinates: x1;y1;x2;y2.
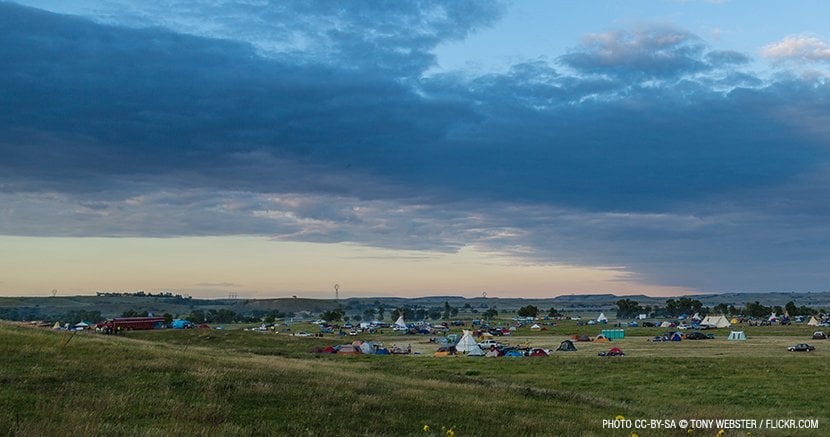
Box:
2;323;829;436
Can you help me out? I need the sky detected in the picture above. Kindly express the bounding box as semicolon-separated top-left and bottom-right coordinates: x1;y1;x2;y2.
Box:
2;0;830;298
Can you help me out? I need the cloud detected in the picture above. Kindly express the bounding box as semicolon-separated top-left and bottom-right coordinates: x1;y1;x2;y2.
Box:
11;0;504;75
558;26;710;79
761;34;830;62
3;3;830;292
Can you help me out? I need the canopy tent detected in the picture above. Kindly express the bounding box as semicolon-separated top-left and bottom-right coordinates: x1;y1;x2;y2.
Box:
596;313;608;323
700;315;731;328
455;330;480;354
556;340;577;351
728;331;747;341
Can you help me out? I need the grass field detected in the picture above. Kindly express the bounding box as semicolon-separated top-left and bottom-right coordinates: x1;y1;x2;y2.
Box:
2;321;828;436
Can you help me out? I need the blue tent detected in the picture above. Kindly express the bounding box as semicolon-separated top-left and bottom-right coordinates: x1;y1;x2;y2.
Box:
171;319;192;329
670;332;682;341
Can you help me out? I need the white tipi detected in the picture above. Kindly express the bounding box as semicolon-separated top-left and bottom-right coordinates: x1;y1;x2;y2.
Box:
455;330;483;355
596;312;608;323
394;315;407;330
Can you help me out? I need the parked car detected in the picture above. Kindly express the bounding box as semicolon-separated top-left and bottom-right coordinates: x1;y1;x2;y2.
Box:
293;331;313;337
685;332;708;340
787;343;815;352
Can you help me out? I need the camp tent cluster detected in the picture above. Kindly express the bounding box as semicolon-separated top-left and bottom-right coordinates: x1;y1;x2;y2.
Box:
700;315;731;328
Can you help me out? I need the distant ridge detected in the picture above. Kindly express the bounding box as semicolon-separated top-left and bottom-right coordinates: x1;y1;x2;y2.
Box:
2;291;830;319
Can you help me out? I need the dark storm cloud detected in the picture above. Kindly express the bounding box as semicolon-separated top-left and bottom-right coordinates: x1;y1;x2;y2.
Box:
3;2;830;291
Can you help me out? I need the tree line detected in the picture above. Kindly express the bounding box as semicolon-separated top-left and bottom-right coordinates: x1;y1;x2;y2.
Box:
615;298;823;319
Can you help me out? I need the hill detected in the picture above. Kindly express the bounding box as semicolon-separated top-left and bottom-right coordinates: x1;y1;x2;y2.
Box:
3;291;830;322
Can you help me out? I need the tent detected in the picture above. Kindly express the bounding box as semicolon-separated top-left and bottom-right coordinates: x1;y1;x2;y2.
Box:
485;348;500;358
669;332;682;341
700;315;731;328
727;331;747;341
455;330;480;354
597;312;608;323
691;313;702;321
529;348;549;357
530;324;542;331
52;322;62;330
434;345;456;357
807;316;820;326
556;340;577;351
359;342;377;354
660;321;673;328
466;345;485;356
768;313;778;322
394;315;407;330
337;345;361;354
593;334;610;342
573;335;591;342
730;318;739;325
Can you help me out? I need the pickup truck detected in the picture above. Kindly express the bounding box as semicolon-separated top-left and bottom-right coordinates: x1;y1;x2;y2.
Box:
477;339;502;350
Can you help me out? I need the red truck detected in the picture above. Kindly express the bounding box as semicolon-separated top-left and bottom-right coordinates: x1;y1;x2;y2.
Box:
97;317;167;332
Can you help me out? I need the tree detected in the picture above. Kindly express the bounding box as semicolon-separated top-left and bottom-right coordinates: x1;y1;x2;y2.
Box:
320;308;345;322
785;301;798;317
547;307;562;318
483;308;498;320
377;304;385;321
665;297;703;317
363;308;376;321
443;301;452;320
744;301;771;318
713;303;729;315
517;305;539;318
615;299;643;319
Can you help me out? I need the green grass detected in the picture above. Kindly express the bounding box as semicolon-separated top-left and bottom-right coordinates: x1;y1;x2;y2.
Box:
2;322;828;436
